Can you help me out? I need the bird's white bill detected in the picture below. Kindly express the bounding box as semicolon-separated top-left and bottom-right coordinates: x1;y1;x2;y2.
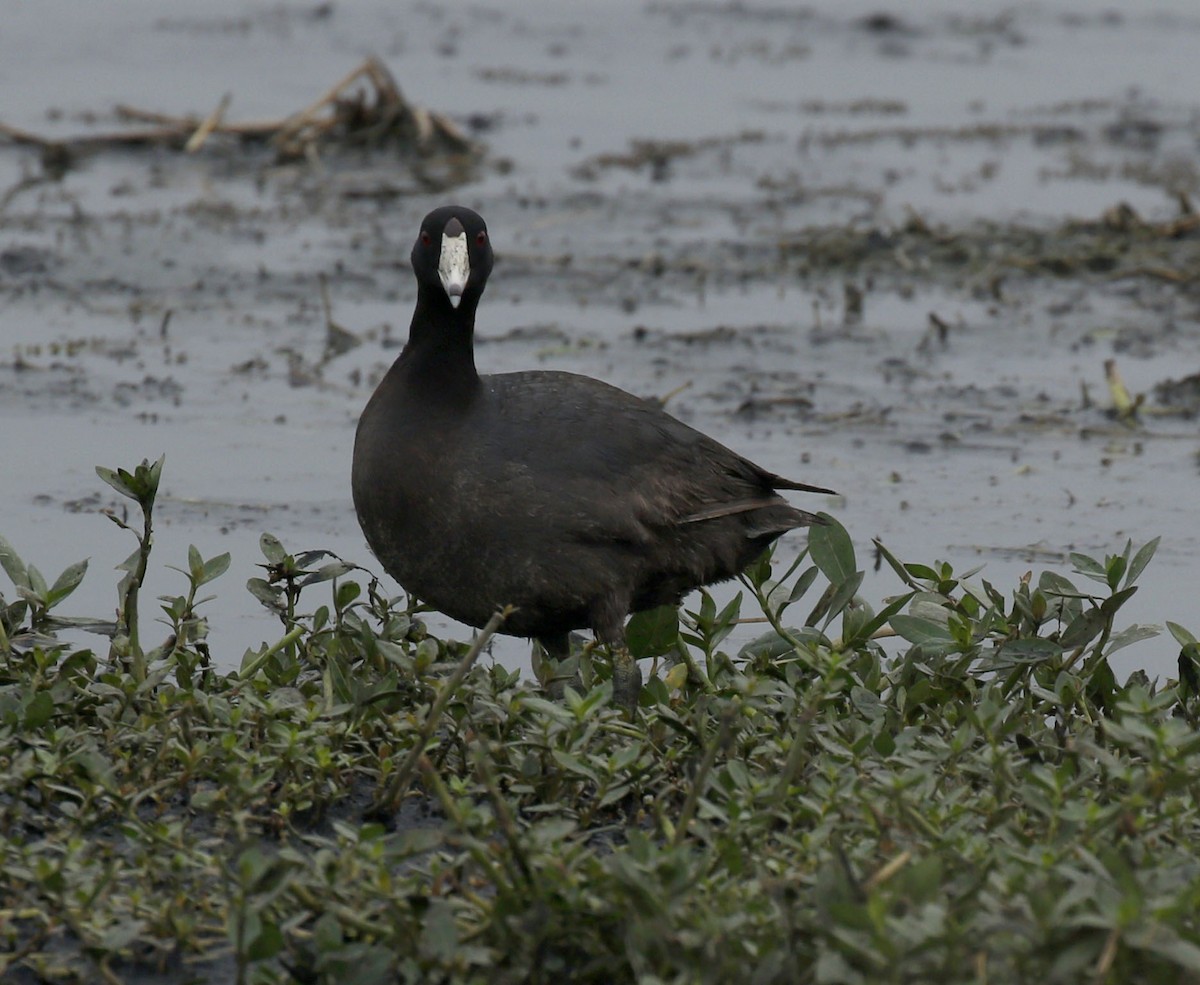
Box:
438;231;470;308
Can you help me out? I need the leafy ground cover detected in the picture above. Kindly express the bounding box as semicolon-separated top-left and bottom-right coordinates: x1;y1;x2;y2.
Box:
3;459;1200;984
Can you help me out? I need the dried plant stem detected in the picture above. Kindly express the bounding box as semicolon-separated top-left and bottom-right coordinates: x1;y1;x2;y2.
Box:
373;607;510;814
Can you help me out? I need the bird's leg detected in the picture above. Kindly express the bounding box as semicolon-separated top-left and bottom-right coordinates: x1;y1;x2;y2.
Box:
535;634;581;699
531;636;559;688
593;599;642;717
610;644;642;718
541;634;639;714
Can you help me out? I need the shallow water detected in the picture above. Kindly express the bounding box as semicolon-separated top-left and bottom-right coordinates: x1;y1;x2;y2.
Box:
2;1;1199;679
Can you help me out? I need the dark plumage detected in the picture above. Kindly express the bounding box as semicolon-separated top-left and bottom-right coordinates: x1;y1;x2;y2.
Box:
352;206;834;709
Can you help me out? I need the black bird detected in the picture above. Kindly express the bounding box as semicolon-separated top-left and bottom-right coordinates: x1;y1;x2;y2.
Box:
352;206;834;711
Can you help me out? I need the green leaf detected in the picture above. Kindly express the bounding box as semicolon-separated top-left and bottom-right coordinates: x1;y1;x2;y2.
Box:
872;538;918;588
234;907;263;950
1124;536;1160;588
841;598;872;644
905;563;941;582
394;827;445;856
325;649;354;704
188;544;204;579
1099;586;1137;618
200;552;231;586
246;918;283;961
627;605;679;659
0;534;30;590
850;685;883;721
786;566;820;606
96;465;141;502
889;614;954;645
1085;658;1118;709
715;592;743;629
336;580;362;609
190;788;221;810
1167;621;1197;647
1105;554;1127;591
100;919;146;952
806;568;864;628
95;456;163;507
1069;552;1107;585
1103;623;1159;658
116;545;143;576
259;533;287;564
144;455;165;498
46;559;88;607
26;564;48;600
1039;570;1082;598
1059;608;1106;649
295;549;335;569
993;638;1062;666
1178;644;1200;696
312;912;343;952
551;750;601;783
742;548;773;589
1150;936;1200;973
740;630;805;662
24;690;54;728
419;899;460;963
809;514;856;585
300;561;355;587
519;696;575;723
841;590;916;649
246;578;283;609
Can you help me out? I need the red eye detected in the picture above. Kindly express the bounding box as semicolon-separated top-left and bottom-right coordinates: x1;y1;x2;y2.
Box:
476;231;487;246
420;231;432;246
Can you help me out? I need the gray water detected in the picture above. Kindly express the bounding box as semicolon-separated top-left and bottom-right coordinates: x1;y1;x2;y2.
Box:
2;1;1199;678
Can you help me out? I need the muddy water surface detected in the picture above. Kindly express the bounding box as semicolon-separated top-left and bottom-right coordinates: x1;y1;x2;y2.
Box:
2;1;1200;678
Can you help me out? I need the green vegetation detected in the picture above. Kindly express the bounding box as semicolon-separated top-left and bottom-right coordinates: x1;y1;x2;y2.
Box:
3;460;1200;984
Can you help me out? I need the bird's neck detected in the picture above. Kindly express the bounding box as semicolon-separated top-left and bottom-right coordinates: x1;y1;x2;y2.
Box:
395;286;482;405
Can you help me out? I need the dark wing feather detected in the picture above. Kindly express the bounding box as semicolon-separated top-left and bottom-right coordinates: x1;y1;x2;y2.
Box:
480;371;827;543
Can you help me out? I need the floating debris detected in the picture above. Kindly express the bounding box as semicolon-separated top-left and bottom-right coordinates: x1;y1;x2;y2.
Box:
1153;372;1200;418
1104;357;1142;423
0;57;476;169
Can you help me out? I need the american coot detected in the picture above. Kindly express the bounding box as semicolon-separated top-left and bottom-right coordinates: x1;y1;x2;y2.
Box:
352;206;835;711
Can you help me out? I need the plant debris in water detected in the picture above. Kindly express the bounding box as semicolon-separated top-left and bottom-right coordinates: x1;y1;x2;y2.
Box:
2;460;1200;984
0;57;476;171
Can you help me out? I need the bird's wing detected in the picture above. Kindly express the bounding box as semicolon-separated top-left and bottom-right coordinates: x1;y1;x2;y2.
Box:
480;371;823;544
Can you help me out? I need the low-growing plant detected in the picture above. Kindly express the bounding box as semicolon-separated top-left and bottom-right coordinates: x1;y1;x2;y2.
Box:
2;459;1199;985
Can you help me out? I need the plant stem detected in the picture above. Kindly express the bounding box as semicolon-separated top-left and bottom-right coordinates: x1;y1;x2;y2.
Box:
671;702;737;848
237;625;305;681
372;607;509;815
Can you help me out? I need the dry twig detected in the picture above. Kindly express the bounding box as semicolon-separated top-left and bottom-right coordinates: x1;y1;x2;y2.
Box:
0;57;475;165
